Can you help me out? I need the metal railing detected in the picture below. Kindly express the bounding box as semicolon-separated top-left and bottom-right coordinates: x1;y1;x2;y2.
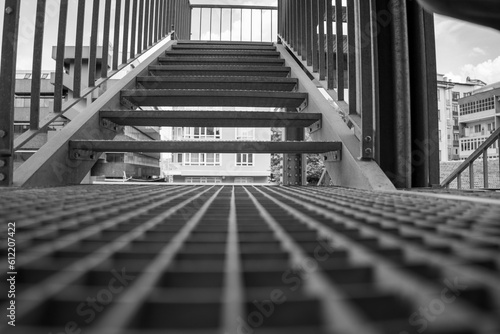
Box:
277;0;440;188
189;4;278;42
0;0;191;186
441;127;500;189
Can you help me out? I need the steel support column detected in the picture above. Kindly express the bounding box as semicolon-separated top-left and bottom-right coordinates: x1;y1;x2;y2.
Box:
0;0;21;186
407;1;439;187
283;126;306;186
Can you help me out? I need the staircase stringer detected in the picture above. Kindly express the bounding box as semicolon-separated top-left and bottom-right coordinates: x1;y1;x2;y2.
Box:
13;40;177;187
276;44;395;191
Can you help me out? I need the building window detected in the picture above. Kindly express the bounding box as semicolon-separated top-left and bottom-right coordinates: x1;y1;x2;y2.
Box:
437;89;440;101
234;177;254;183
13;123;30;134
185;177;222;183
236;128;255;140
184;153;220;166
439;130;441;141
452;92;460;101
184;127;221;139
474;125;481;133
464;92;471;97
437;109;440;121
236;153;253;166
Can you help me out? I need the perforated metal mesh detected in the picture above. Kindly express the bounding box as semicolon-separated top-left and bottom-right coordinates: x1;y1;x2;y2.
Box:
1;185;499;334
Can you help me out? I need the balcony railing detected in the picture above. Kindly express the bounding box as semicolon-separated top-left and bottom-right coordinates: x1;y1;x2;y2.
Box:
190;4;278;42
0;0;191;186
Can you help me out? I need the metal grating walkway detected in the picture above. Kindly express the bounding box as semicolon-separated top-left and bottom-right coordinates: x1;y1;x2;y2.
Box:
1;185;499;334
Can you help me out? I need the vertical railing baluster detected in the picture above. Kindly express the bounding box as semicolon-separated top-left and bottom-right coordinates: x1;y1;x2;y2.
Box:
122;0;130;64
305;0;312;66
325;0;334;89
469;163;474;189
318;0;326;80
483;150;488;188
101;0;112;78
155;0;160;43
0;0;21;186
148;0;154;46
250;9;253;41
88;0;100;87
347;0;357;114
335;0;344;101
159;0;164;38
30;0;47;130
137;0;144;54
112;0;122;70
358;0;374;160
73;0;86;98
54;0;69;113
199;8;203;40
311;0;318;72
130;0;138;58
144;0;150;48
300;0;306;58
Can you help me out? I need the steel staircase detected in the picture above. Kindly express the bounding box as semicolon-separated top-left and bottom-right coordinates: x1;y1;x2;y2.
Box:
20;40;342;187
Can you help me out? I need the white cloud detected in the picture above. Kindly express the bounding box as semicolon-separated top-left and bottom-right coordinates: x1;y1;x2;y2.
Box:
472;47;487;56
445;56;500;84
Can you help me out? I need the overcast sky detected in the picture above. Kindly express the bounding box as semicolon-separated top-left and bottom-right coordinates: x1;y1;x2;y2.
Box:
2;0;500;85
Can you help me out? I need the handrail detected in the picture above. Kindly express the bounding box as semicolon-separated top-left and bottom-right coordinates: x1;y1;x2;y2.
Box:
0;0;191;186
441;127;500;189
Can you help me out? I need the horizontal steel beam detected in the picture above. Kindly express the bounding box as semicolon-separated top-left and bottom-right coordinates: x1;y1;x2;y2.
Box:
121;89;307;109
69;140;341;154
100;110;321;127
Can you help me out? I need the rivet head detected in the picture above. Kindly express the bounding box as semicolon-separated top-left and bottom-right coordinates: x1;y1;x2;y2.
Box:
5;7;13;15
0;160;5;167
365;148;372;155
365;136;372;142
0;130;6;138
0;173;5;181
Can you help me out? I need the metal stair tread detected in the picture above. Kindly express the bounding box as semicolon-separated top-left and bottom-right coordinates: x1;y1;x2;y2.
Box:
69;140;341;153
171;44;277;50
100;110;321;127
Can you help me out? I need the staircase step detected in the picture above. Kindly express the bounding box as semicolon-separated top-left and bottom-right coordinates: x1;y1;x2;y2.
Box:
164;50;281;58
136;76;298;91
121;89;307;108
101;110;321;127
148;65;290;77
158;57;286;66
172;44;277;51
69;140;341;154
176;40;275;46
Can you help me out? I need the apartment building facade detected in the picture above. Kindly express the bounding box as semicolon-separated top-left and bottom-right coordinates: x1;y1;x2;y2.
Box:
458;83;500;159
437;75;486;161
168;127;271;183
